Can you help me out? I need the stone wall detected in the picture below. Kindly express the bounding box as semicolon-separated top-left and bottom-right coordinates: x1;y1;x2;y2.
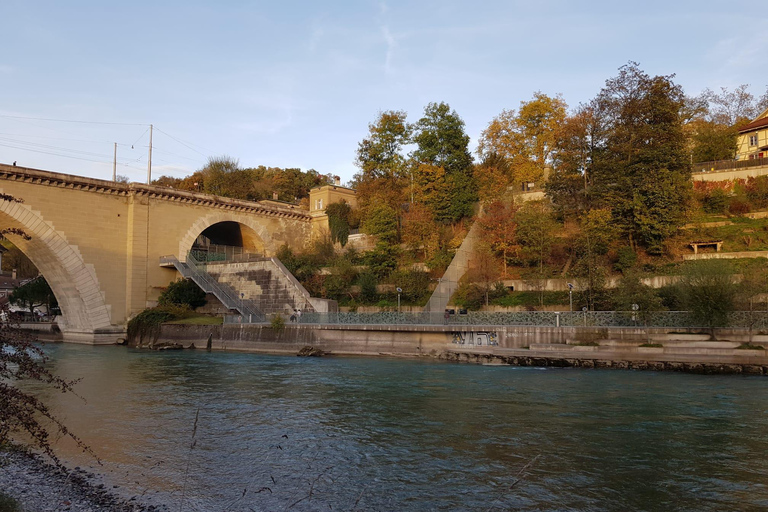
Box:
205;258;336;315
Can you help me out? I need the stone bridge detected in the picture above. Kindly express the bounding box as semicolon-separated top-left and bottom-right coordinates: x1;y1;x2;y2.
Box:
0;163;311;343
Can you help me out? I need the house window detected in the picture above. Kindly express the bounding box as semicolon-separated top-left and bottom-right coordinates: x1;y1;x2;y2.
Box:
315;198;323;210
750;134;759;146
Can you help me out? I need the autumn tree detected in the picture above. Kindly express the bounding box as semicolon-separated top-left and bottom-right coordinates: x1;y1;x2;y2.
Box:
548;106;603;218
685;84;768;163
401;203;438;260
515;201;558;305
474;153;512;201
477;199;517;276
572;208;617;311
411;102;476;223
353;110;411;215
478;92;567;188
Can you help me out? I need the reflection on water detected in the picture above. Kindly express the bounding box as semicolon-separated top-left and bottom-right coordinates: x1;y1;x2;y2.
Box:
23;343;768;511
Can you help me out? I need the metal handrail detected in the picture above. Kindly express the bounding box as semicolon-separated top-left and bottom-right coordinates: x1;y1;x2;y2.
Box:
160;254;265;321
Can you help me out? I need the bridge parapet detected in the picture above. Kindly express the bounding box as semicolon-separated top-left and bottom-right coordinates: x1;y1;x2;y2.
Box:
0;163;311;220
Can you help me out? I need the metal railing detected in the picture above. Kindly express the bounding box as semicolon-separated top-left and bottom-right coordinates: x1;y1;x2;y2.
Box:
221;310;768;329
692;156;768;173
159;254;266;321
189;244;246;263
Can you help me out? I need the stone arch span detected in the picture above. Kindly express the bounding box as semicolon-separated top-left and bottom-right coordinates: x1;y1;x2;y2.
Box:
0;195;113;335
178;212;277;261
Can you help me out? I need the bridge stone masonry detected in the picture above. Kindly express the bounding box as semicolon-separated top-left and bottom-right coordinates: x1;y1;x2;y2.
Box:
0;163;313;343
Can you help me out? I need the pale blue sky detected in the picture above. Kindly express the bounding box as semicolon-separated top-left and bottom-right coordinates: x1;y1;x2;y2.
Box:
1;0;766;185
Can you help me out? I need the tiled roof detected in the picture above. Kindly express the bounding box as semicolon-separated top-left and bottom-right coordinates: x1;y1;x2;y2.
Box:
739;116;768;133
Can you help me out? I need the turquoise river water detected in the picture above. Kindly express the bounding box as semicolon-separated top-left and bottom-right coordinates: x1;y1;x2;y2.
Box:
29;343;768;511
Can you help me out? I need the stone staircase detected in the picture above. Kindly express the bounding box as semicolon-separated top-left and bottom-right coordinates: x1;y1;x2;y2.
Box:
161;253;336;319
205;257;335;316
159;254;266;321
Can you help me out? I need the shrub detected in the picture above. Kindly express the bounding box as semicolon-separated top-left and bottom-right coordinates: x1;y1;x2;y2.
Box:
745;176;768;209
728;198;751;215
270;314;285;332
702;188;729;214
158;279;206;309
614;246;637;273
357;272;379;303
390;269;432;303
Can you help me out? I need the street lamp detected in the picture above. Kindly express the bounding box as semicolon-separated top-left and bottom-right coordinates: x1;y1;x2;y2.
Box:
567;282;574;312
396;287;402;313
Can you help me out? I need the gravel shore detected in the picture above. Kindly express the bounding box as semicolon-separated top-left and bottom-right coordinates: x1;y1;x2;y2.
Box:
0;448;166;512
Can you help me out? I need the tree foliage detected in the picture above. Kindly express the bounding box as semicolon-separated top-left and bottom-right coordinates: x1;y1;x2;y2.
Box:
362;203;399;243
325;200;352;247
158;278;207;309
353;110;411;214
0;325;93;463
478;199;517;276
588;62;690;253
152;157;330;203
10;277;57;315
479;92;567;186
679;259;737;330
411;102;476;223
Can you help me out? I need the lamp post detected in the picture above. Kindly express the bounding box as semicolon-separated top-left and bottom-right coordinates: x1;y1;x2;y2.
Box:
396;287;402;313
567;282;574;312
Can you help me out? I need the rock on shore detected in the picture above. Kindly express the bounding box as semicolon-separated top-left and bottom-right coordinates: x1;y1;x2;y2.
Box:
0;448;165;512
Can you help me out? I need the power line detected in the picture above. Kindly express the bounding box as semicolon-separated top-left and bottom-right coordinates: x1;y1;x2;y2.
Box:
154;127;213;158
0;114;148;127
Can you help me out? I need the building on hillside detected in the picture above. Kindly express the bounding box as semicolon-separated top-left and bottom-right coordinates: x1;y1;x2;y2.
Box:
308;176;358;239
736;108;768;161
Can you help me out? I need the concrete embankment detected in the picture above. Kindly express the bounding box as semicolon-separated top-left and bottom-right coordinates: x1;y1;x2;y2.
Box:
158;323;768;375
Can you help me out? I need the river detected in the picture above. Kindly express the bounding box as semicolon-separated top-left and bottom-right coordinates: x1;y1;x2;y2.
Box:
29;343;768;511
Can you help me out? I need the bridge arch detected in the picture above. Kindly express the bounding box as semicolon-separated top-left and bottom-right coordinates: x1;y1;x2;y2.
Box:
178;212;277;261
0;194;113;335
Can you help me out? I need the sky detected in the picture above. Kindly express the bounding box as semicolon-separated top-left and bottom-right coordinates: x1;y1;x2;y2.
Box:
1;0;767;186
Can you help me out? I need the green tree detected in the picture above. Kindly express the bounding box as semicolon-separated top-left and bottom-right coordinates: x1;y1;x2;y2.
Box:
610;272;663;313
572;209;617;311
679;259;737;333
412;102;473;175
411;102;476;223
323;257;358;300
158;278;207;309
362;203;399;243
689;120;738;162
325;200;352;247
589;62;690;253
10;277;57;315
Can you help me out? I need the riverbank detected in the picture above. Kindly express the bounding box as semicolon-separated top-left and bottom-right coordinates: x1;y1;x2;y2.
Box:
151;323;768;376
0;447;164;512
